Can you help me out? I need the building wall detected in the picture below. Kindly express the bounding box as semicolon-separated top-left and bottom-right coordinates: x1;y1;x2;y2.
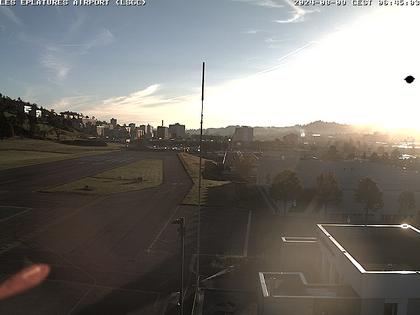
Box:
280;241;322;282
359;299;385;315
168;123;185;138
260;297;360;315
260;297;313;315
318;226;420;315
156;126;168;139
407;298;420;315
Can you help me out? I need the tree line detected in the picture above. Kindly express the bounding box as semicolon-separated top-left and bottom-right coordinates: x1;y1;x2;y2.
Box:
269;170;417;221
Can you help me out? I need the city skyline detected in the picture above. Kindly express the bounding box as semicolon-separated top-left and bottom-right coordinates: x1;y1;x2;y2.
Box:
1;2;419;129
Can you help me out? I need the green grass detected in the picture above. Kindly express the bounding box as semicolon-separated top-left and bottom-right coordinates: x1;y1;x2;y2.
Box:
0;138;122;170
45;159;163;194
178;153;229;205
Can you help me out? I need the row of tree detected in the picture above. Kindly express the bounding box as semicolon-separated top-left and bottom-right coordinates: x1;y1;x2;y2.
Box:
269;170;416;221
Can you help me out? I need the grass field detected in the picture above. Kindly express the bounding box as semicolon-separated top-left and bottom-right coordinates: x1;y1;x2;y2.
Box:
45;159;163;194
0;138;122;170
178;152;229;205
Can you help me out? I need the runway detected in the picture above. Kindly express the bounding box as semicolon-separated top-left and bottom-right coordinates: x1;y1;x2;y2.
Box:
0;150;193;314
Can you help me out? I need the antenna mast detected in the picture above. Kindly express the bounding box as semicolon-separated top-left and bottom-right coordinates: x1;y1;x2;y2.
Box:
197;61;205;292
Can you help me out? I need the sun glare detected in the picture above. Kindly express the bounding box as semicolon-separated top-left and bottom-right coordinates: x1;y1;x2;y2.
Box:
204;7;420;130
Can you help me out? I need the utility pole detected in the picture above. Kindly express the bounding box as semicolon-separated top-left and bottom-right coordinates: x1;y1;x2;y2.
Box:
172;217;185;315
197;61;205;293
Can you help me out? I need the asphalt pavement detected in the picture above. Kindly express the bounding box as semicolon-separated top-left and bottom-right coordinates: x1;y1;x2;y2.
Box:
0;150;193;314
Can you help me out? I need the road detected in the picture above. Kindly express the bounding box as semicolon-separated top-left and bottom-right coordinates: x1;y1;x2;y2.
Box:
0;150;194;314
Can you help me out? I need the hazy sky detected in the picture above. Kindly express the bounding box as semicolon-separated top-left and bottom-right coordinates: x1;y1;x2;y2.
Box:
1;1;419;129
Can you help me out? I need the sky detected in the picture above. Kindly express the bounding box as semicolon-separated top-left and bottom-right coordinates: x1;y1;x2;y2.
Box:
1;1;420;129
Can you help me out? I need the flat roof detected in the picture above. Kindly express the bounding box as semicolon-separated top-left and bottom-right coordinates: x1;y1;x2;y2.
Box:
281;236;318;243
318;224;420;274
259;272;358;298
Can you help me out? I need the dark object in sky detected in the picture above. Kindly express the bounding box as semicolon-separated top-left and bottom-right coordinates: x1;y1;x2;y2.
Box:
405;75;415;84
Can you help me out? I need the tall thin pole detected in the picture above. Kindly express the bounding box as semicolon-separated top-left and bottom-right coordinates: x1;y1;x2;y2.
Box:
180;217;185;315
197;61;205;292
172;217;185;315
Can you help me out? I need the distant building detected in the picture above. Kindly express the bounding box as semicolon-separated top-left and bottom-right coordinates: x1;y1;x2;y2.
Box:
110;118;117;127
24;105;32;114
96;125;108;137
169;123;186;139
82;116;97;127
127;123;136;140
259;223;420;315
233;126;253;143
156;126;168;139
146;124;154;138
60;111;83;120
136;128;145;139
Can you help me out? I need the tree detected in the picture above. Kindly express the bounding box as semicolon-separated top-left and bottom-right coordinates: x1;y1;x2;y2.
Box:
283;133;299;146
398;191;416;217
270;170;302;214
343;141;356;159
315;172;342;214
391;148;401;160
382;152;390;162
354;177;383;222
324;145;340;160
369;152;380;162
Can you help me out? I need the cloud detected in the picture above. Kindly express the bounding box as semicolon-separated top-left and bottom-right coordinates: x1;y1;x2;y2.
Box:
85;28;115;49
39;28;115;81
274;0;316;23
68;12;86;35
55;28;115;55
51;85;198;125
243;29;261;35
233;0;316;23
232;0;284;8
265;37;292;47
0;7;23;27
52;95;98;112
40;53;71;81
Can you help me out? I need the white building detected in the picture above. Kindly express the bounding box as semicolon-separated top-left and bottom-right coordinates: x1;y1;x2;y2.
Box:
318;223;420;315
259;271;359;315
259;224;420;315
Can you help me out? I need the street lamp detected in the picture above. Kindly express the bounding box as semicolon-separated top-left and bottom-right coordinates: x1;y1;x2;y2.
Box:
172;217;185;315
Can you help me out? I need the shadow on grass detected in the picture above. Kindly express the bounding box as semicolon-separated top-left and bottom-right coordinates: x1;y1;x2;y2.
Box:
205;182;260;209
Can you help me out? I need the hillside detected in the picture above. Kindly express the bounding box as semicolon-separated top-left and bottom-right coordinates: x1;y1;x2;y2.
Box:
0;93;94;140
187;120;358;140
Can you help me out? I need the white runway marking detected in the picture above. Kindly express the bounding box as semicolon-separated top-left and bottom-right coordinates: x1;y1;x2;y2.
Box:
243;210;252;257
0;206;31;223
147;206;180;254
